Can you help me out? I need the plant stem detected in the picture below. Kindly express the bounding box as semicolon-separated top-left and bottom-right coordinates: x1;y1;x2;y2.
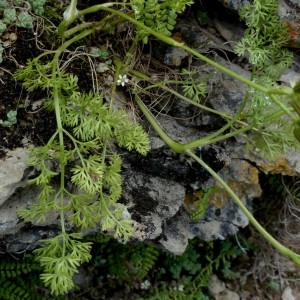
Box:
64;5;295;119
95;7;270;91
49;28;95;234
185;149;300;265
135;94;184;153
126;65;240;121
135;94;253;151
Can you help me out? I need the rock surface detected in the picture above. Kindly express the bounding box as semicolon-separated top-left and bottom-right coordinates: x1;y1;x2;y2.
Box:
219;0;300;48
0;148;29;206
0;1;300;256
208;275;240;300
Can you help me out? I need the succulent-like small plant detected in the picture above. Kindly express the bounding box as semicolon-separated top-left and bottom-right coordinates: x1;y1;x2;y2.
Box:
16;11;33;28
3;8;16;24
0;110;17;127
0;20;6;34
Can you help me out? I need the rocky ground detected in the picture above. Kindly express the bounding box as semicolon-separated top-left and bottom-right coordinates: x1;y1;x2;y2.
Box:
0;0;300;299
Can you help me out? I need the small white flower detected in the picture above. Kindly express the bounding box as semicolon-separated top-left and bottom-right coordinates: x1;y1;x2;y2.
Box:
117;74;129;86
140;279;151;290
177;284;184;292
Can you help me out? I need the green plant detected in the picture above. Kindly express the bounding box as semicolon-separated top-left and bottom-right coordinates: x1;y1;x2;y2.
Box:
0;20;6;33
0;254;43;300
89;46;110;60
0;1;8;9
0;110;17;127
233;0;295;160
107;241;159;283
28;0;46;15
235;0;292;79
131;0;193;44
161;242;202;282
13;0;300;296
268;279;280;291
143;237;252;299
180;68;208;104
83;234;248;299
3;8;16;24
189;187;218;222
15;59;149;294
16;11;33;28
0;0;46;62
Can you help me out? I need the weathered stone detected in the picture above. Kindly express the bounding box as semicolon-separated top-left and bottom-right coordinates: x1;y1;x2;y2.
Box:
282;286;296;300
236;146;300;176
216;289;240;300
208;275;240;300
122;170;186;240
208;275;226;296
218;0;300;48
0;5;299;257
0;147;30;206
278;0;300;48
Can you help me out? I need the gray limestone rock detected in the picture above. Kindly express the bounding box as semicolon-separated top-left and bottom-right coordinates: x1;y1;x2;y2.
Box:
0;4;299;256
218;0;300;48
0;148;30;206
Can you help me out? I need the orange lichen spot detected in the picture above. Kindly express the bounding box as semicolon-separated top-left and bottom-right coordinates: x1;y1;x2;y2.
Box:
184;190;202;214
214;194;224;208
172;32;185;44
233;160;259;184
284;21;300;48
194;190;204;199
184;188;221;213
258;158;296;175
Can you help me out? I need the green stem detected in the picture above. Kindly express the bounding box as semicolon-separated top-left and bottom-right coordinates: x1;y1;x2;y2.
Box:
145;83;224;117
135;94;253;151
185;149;300;265
60;4;268;92
63;22;95;38
135;93;184;153
268;94;296;120
126;65;237;121
52;83;66;234
123;35;141;69
60;5;295;120
49;29;95;234
99;7;270;92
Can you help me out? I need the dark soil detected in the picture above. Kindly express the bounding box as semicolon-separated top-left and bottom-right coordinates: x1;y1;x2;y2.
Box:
0;30;56;158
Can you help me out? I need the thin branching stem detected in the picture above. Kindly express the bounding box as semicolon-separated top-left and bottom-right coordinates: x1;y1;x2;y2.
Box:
186;149;300;265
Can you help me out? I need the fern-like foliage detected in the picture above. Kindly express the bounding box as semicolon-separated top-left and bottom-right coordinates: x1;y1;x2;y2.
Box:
0;256;38;278
244;78;296;160
15;55;150;295
163;242;202;281
143;237;253;299
0;255;43;300
184;239;250;297
107;242;159;283
235;0;293;80
181;68;207;103
233;0;298;160
34;233;92;295
0;279;32;300
189;187;218;222
129;0;193;43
